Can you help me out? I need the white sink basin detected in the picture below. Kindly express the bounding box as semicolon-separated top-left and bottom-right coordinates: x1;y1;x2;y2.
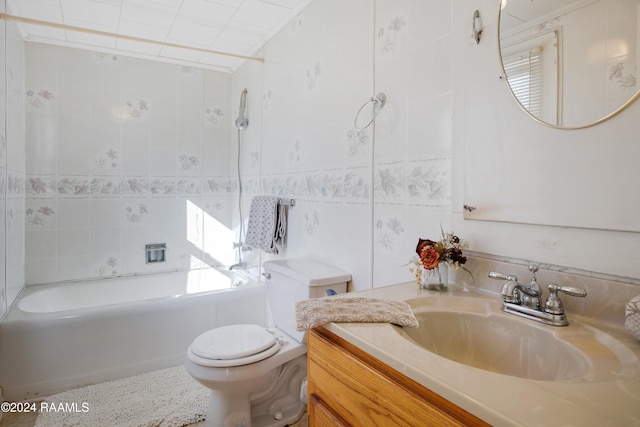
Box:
396;297;638;382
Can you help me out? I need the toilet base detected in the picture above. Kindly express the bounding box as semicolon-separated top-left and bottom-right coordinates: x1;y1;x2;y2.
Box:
205;390;251;427
203;354;307;427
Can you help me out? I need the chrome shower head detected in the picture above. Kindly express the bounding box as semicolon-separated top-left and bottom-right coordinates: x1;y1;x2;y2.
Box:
235;88;249;130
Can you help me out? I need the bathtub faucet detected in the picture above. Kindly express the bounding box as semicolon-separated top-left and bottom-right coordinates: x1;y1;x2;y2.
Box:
229;262;246;270
233;242;252;252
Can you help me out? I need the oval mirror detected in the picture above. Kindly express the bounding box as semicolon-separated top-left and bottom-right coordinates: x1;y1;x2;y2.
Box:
499;0;640;129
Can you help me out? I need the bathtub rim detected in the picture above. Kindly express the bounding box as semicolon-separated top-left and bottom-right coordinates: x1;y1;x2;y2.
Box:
3;267;262;322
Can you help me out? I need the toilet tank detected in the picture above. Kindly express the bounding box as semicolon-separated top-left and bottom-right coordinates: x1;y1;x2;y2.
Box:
263;258;351;341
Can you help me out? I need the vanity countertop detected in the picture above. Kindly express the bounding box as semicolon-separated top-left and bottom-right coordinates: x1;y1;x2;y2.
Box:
322;282;640;427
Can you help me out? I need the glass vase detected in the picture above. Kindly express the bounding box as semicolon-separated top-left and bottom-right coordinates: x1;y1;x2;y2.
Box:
420;262;449;291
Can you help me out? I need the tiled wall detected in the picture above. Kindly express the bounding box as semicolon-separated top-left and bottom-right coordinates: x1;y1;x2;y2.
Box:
19;0;640;294
232;0;640;293
1;4;26;317
25;44;235;284
232;0;375;290
372;1;455;287
231;0;457;291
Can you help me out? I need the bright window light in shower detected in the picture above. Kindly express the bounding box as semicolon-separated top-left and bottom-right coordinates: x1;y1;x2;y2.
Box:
186;200;235;267
185;268;240;294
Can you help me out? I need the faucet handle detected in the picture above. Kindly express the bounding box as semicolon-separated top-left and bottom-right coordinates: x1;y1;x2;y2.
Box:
488;271;518;282
554;284;587;298
544;284;587;315
489;272;521;304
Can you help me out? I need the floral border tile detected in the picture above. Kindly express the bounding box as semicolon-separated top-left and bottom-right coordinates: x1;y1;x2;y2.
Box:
150;178;176;196
90;177;120;197
57;176;91;197
177;178;200;196
27;175;56;198
407;158;451;207
373;157;452;207
204;176;235;195
120;177;149;197
344;169;369;201
261;170;372;204
374;163;405;202
7;173;24;197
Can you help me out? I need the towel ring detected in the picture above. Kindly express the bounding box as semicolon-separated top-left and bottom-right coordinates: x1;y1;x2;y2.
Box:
354;92;387;130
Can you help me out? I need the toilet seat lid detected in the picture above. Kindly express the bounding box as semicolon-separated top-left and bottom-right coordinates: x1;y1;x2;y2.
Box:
191;324;277;360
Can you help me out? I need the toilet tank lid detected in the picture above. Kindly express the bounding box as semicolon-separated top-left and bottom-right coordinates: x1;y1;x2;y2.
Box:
263;258;351;286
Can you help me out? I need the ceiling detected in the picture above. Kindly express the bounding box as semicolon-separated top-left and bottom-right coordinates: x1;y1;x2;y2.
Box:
500;0;594;32
5;0;313;73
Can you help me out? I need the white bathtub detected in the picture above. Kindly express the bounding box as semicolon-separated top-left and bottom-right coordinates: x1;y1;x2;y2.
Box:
0;269;267;401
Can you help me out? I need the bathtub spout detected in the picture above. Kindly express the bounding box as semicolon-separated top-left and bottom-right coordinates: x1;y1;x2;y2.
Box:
229;262;246;270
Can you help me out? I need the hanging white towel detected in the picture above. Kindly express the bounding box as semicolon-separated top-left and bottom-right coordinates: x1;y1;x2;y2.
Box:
245;196;287;254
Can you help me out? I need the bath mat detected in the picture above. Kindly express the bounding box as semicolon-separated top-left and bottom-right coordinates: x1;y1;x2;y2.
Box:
34;366;208;427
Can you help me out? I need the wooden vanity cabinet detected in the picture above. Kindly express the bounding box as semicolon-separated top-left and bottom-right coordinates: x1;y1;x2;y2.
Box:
307;326;490;427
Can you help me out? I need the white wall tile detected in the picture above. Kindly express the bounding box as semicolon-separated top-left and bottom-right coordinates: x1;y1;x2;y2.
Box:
91;227;120;255
57;199;91;228
57;255;93;281
58;228;91;257
26;229;57;260
26;113;58;173
25;43;233;284
91;199;121;227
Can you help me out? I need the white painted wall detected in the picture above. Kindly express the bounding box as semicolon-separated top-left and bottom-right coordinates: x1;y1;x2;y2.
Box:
457;0;640;280
232;0;640;292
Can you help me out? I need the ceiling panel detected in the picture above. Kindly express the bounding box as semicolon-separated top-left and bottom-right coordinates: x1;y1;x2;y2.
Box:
6;0;313;72
60;0;121;28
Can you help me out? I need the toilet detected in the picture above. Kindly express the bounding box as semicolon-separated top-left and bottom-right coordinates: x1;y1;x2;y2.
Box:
185;258;351;427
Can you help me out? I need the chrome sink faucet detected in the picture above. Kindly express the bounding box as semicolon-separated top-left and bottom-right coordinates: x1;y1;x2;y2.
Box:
491;265;542;309
489;265;587;326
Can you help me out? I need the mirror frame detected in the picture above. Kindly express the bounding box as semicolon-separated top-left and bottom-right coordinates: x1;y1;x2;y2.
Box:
497;1;640;130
